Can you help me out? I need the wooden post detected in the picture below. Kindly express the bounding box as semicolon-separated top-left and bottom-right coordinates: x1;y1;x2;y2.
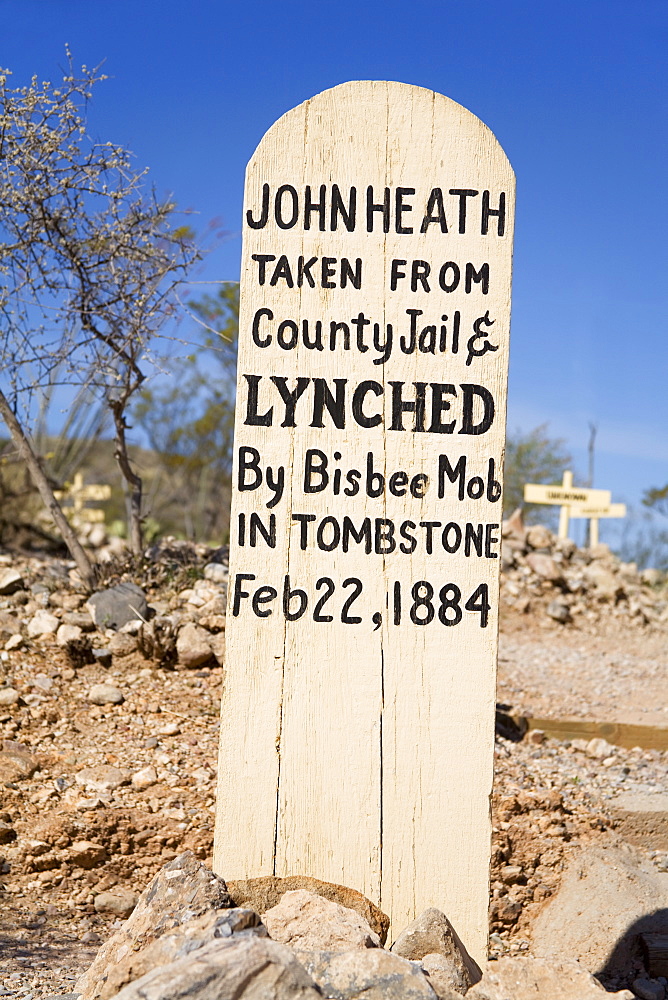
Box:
557;470;573;540
589;517;600;547
214;81;515;963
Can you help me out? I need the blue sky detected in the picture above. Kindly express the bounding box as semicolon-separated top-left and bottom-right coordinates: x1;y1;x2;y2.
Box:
2;0;667;544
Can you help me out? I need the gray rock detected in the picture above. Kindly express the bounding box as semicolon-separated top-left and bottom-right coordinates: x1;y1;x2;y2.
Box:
525;552;563;583
298;948;437;999
76;765;129;793
68;840;108;869
63;610;96;631
88;683;124;705
203;562;228;584
263;889;380;951
0;687;20;706
92;648;113;668
390;908;480;993
0;819;16;844
94;889;139;919
131;765;158;791
526;524;554;550
582;563;623;600
421;952;471;999
0;743;39;782
88;583;149;630
547;599;570;623
27;609;60;637
176;622;214;669
0;569;24;596
106;936;321;1000
531;845;668;977
77;851;232;999
633;981;666;1000
88;908;265;999
108;633;138;657
226;874;389;945
57;623;83;646
467;957;634;999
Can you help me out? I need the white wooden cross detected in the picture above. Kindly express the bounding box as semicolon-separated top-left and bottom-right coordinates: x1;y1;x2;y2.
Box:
523;470;625;543
55;472;111;526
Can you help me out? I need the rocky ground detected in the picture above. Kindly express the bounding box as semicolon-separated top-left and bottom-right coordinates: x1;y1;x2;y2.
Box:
0;515;665;998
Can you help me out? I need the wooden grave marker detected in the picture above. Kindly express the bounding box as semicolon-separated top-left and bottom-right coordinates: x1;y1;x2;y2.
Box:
524;470;624;544
54;472;111;526
214;81;515;961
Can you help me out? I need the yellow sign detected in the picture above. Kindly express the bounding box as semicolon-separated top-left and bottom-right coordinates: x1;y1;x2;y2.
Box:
567;503;627;519
524;483;611;506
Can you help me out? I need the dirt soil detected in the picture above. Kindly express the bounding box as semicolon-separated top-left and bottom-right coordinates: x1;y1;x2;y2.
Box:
0;543;665;997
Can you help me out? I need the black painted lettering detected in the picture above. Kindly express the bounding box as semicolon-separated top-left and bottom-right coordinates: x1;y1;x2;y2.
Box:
321;257;337;288
390;259;407;290
329;321;351;352
275;185;299;229
317;516;341;552
399;520;417;554
246;183;269;229
439;454;466;500
238;446;262;491
465;523;484;557
270;255;294;287
366;185;390;232
390;381;426;432
252;585;277;618
459;384;495;435
282;576;308;621
331;184;357;231
352;380;383;428
304;184;326;231
372;322;393;365
411;260;431;292
465;262;489;294
341;258;362;289
486;459;502;502
276;319;298;350
251;253;276;285
449;188;479;233
292;513;316;549
366;452;384;499
298;256;317;287
439;262;460;292
311;378;346;429
351;312;370;353
485;523;500;558
410;474;428;498
302;318;324;351
375;519;396;554
420;188;449;233
428;383;457;434
481;190;506;236
395;187;415;233
389;471;408;497
252;308;273;348
342;516;372;554
232;573;255;615
304;449;328;493
442;522;462;553
243;375;273;426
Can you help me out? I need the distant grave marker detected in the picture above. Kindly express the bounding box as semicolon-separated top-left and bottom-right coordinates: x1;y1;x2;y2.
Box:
55;472;111;526
524;470;625;544
214;81;515;961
